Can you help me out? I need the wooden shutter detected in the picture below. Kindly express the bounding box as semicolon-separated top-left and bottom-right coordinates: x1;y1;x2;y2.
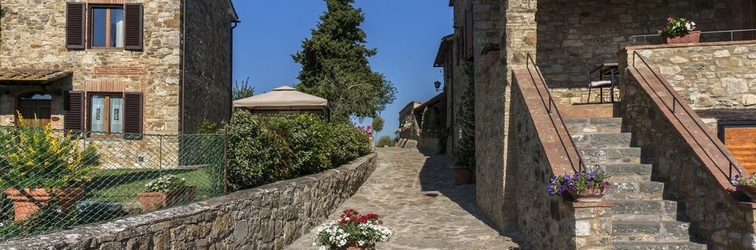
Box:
124;3;144;51
66;2;86;49
123;92;143;140
465;5;474;60
64;91;85;135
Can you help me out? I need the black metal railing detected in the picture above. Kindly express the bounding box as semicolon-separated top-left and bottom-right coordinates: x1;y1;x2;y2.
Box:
525;53;585;173
629;28;756;45
631;51;744;184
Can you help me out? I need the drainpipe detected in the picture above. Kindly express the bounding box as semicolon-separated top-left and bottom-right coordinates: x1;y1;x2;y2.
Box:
180;0;186;134
230;21;239;123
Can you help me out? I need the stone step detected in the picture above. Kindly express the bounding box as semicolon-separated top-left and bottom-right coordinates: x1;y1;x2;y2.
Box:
603;164;652;182
611;200;680;221
613;220;693;242
572;133;632;148
580;148;641;164
612;241;707;250
564;117;623;134
558;103;617;119
605;181;664;200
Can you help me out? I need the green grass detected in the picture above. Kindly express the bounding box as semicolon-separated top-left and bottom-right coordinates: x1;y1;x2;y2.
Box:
86;167;222;204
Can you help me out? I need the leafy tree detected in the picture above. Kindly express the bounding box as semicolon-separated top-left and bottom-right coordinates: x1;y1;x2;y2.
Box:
233;77;254;100
376;135;393;147
292;0;396;121
371;116;384;133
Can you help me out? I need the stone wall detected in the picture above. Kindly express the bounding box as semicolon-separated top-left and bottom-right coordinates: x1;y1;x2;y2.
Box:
397;101;420;139
0;0;182;134
537;0;748;88
621;42;756;127
181;0;234;134
510;69;613;249
619;65;756;249
0;153;378;250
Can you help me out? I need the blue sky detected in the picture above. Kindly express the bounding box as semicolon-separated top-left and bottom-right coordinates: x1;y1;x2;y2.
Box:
231;0;453;141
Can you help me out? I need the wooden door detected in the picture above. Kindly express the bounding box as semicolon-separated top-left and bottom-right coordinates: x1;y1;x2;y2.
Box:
17;99;52;128
723;126;756;174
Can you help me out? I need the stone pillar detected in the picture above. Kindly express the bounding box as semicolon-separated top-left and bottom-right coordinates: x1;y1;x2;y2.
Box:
572;202;613;249
470;0;510;232
475;0;537;231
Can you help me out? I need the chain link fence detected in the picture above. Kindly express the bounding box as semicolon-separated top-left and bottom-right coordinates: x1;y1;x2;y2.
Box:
0;125;225;240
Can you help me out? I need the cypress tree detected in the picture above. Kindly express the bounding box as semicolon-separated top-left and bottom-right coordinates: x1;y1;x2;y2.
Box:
292;0;396;121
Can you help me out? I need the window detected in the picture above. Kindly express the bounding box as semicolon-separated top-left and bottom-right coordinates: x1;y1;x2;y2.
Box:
66;3;143;50
90;7;124;48
64;91;143;139
89;94;123;133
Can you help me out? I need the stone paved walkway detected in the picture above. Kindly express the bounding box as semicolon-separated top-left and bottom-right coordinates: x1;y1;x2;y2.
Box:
285;147;521;250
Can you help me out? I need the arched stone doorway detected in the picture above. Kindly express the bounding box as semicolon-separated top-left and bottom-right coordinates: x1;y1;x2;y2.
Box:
17;92;52;127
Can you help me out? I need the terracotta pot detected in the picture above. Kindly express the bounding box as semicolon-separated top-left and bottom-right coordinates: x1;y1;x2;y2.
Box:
484;51;500;67
5;187;85;221
334;242;376;250
662;30;701;44
567;184;608;202
739;185;756;201
137;186;197;213
451;167;472;185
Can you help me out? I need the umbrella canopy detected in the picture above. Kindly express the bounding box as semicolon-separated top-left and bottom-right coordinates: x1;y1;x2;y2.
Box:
232;86;328;110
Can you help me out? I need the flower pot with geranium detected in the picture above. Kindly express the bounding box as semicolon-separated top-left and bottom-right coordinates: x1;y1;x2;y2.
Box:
137;174;196;212
0;114;100;221
731;175;756;201
659;17;699;44
548;166;611;202
313;209;392;250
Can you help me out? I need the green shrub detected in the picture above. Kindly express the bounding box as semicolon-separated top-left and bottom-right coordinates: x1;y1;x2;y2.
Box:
226;111;370;191
266;114;332;176
0;116;100;189
226;111;294;191
376;135;393;147
328;122;370;167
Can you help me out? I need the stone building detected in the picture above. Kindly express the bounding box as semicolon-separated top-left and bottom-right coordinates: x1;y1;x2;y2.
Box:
0;0;240;135
440;0;756;248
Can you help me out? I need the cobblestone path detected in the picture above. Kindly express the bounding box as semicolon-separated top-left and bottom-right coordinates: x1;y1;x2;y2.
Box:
286;147;521;250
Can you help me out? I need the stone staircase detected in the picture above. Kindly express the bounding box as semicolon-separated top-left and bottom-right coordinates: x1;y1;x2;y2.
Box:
565;116;707;250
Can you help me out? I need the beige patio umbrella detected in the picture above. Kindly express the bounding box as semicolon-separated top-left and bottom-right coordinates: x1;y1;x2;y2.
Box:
232;86;328;113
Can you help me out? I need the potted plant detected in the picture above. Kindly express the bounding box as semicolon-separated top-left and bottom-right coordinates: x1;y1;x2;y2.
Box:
731;175;756;201
0;115;99;221
313;209;393;250
137;174;196;212
481;42;500;67
452;62;476;185
547;167;611;202
659;17;699;44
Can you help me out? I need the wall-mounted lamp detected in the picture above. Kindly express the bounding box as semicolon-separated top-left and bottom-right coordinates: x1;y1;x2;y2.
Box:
434;80;442;92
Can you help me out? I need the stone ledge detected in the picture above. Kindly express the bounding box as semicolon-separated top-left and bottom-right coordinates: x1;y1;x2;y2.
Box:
568;201;614;208
737;202;756;209
623;39;756;51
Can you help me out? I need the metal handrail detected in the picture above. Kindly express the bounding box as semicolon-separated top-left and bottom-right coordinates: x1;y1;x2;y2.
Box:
629;28;756;45
631;51;744;185
525;53;585;173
